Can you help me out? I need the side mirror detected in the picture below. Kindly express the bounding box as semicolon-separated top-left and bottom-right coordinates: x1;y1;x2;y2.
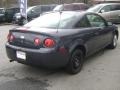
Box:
100;10;105;13
108;22;113;26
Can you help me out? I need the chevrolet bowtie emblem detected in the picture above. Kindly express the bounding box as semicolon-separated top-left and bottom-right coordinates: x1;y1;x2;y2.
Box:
20;36;25;39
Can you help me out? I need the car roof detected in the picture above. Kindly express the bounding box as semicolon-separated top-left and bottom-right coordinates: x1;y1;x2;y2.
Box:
41;11;92;18
60;3;87;5
96;3;120;6
31;4;57;7
54;3;89;11
56;3;88;7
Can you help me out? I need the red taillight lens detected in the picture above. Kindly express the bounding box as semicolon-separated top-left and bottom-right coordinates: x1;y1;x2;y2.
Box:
7;33;15;42
44;38;55;48
34;38;41;46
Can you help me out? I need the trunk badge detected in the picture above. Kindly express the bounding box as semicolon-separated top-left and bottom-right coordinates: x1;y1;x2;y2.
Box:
20;36;25;39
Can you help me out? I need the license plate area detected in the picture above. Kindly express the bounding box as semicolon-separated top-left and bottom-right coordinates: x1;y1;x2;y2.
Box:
16;51;26;60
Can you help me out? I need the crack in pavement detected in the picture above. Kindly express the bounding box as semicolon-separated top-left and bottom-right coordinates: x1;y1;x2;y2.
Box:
0;78;50;90
0;73;19;79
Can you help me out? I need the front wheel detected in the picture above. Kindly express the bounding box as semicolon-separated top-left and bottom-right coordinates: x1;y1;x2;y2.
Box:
108;34;118;49
66;49;84;74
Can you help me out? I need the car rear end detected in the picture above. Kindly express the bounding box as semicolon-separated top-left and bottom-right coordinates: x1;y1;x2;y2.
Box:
0;8;5;22
41;4;57;13
53;3;89;11
5;7;20;22
12;13;21;24
6;28;69;68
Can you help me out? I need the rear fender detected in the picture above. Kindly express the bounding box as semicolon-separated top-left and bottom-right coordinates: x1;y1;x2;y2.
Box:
69;39;87;56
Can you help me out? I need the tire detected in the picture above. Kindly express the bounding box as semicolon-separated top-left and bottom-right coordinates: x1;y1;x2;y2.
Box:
108;34;118;49
18;20;23;25
66;49;84;74
7;20;12;23
18;18;28;25
22;19;28;25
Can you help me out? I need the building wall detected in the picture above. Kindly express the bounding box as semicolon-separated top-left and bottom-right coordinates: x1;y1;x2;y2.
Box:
27;0;86;5
0;0;88;8
0;0;120;8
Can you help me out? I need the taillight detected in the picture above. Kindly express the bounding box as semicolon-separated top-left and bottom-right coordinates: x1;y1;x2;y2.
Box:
7;33;15;42
44;38;55;48
34;38;41;46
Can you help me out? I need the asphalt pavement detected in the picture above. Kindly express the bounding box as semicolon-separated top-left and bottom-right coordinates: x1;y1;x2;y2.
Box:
0;24;120;90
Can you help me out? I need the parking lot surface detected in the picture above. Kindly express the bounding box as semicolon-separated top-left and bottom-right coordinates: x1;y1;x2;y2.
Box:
0;25;120;90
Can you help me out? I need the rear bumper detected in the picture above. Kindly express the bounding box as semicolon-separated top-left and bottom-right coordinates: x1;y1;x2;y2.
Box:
6;43;69;68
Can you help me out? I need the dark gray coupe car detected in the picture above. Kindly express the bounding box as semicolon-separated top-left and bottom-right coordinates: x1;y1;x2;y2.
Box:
6;11;119;74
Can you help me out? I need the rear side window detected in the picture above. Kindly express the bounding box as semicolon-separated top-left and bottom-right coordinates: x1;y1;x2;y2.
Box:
75;16;91;28
79;4;88;10
111;5;120;11
101;5;112;12
63;5;73;11
73;5;80;10
41;6;51;13
32;6;41;13
73;4;88;10
15;8;20;13
87;14;106;27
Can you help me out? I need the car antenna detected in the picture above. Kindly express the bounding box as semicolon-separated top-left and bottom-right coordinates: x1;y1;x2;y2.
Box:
57;0;64;33
57;11;62;32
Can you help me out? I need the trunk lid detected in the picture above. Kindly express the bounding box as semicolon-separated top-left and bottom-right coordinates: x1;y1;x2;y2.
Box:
9;27;58;49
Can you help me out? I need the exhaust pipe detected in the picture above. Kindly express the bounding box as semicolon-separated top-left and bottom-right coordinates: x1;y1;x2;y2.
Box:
9;60;14;62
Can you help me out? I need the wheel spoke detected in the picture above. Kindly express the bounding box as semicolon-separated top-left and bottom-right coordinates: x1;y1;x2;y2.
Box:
72;55;81;69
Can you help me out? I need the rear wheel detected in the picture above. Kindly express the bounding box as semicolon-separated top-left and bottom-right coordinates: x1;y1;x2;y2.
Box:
22;19;28;25
66;49;84;74
108;34;118;49
18;17;28;25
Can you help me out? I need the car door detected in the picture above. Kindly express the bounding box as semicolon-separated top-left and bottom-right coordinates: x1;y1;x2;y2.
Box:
74;15;102;56
109;4;120;22
86;14;112;50
99;5;112;22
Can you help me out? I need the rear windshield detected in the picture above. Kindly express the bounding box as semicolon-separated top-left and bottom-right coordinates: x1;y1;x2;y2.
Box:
87;4;103;12
27;5;55;15
63;4;88;11
53;5;63;11
25;12;78;29
54;4;88;11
